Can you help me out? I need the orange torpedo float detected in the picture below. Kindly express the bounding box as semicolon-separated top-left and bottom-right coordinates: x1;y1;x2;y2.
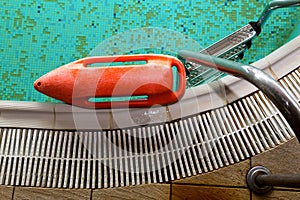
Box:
34;54;186;109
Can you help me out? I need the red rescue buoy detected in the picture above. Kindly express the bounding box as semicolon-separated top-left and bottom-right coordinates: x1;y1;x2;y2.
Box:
34;54;186;108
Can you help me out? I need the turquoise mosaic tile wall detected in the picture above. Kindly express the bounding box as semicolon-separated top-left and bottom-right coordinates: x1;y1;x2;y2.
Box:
0;0;299;102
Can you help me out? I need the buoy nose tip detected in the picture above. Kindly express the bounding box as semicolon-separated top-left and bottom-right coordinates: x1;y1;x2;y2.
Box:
34;80;42;90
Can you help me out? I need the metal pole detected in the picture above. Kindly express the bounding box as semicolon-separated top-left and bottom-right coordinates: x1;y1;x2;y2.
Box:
247;166;300;194
256;174;300;188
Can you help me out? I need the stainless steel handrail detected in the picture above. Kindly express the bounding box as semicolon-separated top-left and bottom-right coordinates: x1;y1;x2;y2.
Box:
256;0;300;29
179;50;300;142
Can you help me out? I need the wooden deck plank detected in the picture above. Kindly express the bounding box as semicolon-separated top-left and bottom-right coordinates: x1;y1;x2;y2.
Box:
253;190;300;200
92;184;170;200
0;186;13;200
172;185;250;200
173;160;250;187
13;187;91;200
251;138;300;174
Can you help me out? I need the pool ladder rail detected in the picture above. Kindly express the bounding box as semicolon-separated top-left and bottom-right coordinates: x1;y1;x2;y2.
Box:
186;0;300;87
179;50;300;142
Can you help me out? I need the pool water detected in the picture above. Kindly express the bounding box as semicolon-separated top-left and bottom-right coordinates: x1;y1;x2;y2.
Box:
1;0;299;103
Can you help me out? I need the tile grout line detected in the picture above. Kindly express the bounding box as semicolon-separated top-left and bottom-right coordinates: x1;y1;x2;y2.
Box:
249;158;252;200
169;182;172;200
11;186;15;200
171;182;249;189
90;189;93;200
